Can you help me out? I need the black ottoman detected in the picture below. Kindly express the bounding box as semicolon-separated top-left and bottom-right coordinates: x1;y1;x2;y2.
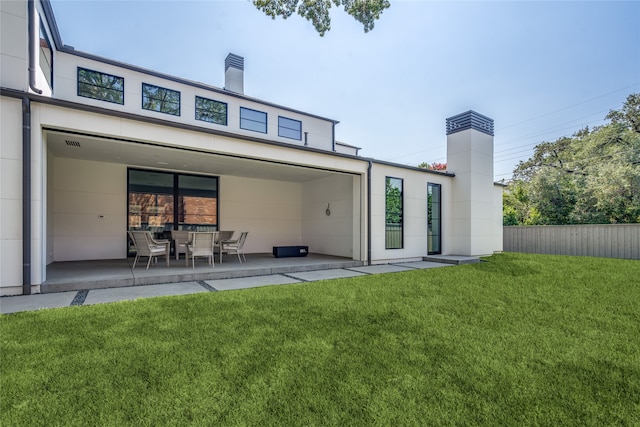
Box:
272;246;309;258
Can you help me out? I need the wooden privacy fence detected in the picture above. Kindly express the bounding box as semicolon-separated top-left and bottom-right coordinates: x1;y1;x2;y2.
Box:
504;224;640;260
385;223;402;248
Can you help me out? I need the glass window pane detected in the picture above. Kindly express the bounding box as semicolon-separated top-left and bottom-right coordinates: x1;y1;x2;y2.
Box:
178;175;218;230
278;116;302;140
142;83;180;116
195;96;227;125
240;107;267;133
78;67;124;104
128;170;174;233
385;177;403;249
428;183;442;254
39;22;52;88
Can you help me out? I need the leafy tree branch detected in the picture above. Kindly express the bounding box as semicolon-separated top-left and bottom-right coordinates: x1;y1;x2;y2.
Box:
253;0;390;36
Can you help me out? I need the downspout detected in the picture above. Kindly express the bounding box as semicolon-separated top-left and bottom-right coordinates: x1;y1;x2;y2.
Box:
28;0;43;94
367;160;372;266
22;97;32;295
23;0;39;294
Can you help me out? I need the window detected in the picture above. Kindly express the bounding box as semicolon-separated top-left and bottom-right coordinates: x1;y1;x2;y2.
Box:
77;67;124;104
195;96;227;125
428;183;442;254
142;83;180;116
128;170;174;233
39;22;53;88
385;177;403;249
240;107;267;133
178;175;218;228
128;169;218;235
278;116;302;140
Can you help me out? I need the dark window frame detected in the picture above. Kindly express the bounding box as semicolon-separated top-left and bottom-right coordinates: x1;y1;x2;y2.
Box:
77;67;125;105
195;96;227;125
278;116;302;140
142;83;181;116
385;176;404;250
127;168;219;234
240;107;268;134
427;182;442;255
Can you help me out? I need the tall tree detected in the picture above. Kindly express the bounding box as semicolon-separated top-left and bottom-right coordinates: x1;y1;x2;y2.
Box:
418;161;447;171
504;93;640;225
253;0;390;36
606;93;640;133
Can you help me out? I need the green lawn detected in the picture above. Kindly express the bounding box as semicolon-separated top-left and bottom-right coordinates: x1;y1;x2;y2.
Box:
2;253;639;426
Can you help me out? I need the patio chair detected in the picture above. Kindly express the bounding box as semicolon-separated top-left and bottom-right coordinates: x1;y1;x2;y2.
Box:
186;231;218;268
220;231;248;263
215;230;235;263
128;230;170;269
171;230;190;260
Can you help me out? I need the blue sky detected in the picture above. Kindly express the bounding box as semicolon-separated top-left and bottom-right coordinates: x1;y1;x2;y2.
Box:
49;0;640;181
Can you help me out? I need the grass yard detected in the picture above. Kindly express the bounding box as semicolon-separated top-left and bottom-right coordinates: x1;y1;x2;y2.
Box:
1;253;639;426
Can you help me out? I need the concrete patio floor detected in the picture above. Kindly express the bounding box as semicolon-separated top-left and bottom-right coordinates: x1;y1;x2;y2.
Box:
1;254;478;314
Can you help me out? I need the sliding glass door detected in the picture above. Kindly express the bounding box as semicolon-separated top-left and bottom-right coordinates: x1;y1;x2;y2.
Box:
128;169;175;235
177;174;218;231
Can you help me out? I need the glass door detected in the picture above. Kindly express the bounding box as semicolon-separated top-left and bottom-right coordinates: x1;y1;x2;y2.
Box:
177;174;218;231
128;169;174;238
127;169;219;257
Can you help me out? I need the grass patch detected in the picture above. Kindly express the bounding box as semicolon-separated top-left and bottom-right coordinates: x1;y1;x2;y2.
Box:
2;253;639;425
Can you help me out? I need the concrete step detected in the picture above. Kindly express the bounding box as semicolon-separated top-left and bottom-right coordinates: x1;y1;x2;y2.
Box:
422;255;480;265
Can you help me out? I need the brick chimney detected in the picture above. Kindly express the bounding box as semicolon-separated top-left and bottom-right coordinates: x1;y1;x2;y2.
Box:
224;53;244;94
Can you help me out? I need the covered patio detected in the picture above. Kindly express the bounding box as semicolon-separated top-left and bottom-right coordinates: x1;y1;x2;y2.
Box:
43;253;364;293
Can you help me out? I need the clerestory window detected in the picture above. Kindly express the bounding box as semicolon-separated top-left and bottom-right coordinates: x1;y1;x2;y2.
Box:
240;107;267;133
77;67;124;104
278;116;302;140
195;96;227;125
142;83;180;116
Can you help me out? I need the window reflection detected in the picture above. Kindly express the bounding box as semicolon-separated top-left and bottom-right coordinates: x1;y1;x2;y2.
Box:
385;177;403;249
39;22;52;88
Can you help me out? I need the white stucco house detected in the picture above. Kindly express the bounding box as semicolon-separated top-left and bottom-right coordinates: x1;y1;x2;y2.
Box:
1;0;503;296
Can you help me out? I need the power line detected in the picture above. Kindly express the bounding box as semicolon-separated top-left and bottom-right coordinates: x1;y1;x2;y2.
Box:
388;86;638;169
496;83;640;131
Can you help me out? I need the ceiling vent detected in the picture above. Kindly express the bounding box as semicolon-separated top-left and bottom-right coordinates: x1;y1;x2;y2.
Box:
65;140;81;148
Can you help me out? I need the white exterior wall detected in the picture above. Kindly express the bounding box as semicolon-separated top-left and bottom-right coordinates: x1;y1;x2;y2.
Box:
220;176;302;254
0;0;29;294
34;103;363;177
50;157;127;261
370;163;452;263
0;98;24;295
1;0;28;91
301;174;359;259
447;128;496;256
52;51;336;151
0;98;46;294
334;144;359;156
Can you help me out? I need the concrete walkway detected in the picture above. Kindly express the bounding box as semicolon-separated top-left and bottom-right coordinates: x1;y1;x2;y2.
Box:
0;261;457;314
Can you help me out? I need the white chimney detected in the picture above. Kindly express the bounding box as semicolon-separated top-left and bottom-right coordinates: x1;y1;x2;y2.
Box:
224;53;244;94
446;110;496;256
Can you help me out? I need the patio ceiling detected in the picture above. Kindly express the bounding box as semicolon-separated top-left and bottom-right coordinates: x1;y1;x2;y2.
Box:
45;130;343;183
